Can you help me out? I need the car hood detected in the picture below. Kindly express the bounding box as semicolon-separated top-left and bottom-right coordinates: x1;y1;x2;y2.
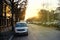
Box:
15;27;28;29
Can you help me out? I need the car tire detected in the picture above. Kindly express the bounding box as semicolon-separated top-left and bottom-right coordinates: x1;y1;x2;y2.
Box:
25;32;28;36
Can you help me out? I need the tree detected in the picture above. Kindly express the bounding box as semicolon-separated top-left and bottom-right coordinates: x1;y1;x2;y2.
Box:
0;0;3;26
38;9;47;22
5;0;27;31
49;10;54;21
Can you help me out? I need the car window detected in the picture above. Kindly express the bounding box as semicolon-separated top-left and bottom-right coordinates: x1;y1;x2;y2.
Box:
16;23;27;27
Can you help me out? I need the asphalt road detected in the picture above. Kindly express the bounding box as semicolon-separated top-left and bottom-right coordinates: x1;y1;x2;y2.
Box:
12;24;60;40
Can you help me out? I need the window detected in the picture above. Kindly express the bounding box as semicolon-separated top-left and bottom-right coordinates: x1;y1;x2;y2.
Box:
16;23;27;27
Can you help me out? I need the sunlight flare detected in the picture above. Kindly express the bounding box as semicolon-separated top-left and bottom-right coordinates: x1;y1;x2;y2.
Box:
25;0;58;20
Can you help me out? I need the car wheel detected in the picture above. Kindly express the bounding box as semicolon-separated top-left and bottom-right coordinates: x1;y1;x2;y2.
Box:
25;32;28;36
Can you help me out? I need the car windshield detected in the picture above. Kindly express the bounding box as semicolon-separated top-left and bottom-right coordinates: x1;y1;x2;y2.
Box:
16;23;27;27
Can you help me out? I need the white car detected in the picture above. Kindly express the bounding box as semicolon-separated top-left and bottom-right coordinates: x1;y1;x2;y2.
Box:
14;22;28;35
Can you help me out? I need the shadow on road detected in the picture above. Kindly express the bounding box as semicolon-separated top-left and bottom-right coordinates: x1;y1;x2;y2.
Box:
14;34;28;37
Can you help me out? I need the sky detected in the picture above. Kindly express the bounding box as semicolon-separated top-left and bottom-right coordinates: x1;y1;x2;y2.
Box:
25;0;58;20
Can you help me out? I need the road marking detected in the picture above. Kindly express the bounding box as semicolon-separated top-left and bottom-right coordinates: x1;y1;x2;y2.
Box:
9;35;14;40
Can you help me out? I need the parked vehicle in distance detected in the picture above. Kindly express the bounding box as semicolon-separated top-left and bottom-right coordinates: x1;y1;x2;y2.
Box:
14;22;28;35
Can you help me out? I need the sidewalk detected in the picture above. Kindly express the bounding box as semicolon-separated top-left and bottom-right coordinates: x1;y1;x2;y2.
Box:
0;31;13;40
0;25;13;40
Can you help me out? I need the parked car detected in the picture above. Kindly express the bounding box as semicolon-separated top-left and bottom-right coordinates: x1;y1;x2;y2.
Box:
14;22;28;35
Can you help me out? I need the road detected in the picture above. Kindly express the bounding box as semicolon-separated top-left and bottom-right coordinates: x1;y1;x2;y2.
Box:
12;24;60;40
